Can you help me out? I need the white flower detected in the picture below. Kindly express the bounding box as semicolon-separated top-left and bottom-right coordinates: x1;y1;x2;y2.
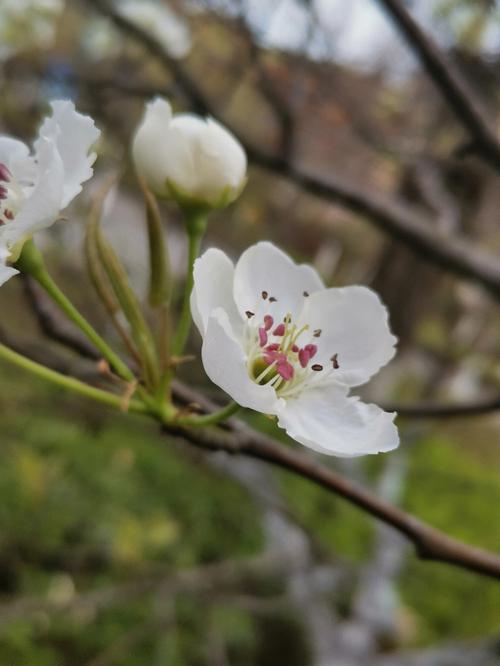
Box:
0;100;100;286
132;98;247;209
117;0;191;59
190;242;399;457
0;0;64;61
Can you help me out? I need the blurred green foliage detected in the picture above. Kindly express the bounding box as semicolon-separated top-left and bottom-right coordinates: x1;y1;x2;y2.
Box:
2;366;500;662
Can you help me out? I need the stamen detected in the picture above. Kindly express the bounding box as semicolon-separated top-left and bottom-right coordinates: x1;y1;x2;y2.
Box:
4;210;14;221
304;343;317;358
298;348;310;368
245;310;254;318
269;296;277;302
0;186;7;200
264;315;273;331
265;343;280;352
258;328;268;347
292;344;299;353
287;324;309;352
0;164;11;182
331;353;339;369
313;329;322;338
273;323;285;336
311;364;323;371
303;291;309;297
276;360;294;380
262;290;268;300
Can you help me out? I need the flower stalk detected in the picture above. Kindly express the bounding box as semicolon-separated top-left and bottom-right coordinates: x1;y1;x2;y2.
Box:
174;401;240;428
88;212;160;390
0;342;149;415
15;240;136;384
172;208;207;357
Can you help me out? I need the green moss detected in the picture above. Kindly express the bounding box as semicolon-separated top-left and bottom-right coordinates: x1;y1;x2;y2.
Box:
400;432;500;644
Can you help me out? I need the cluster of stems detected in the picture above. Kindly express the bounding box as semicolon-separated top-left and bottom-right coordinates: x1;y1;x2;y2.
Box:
1;184;239;430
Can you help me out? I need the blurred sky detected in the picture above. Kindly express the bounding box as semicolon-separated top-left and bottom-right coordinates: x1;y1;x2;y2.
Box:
219;0;500;80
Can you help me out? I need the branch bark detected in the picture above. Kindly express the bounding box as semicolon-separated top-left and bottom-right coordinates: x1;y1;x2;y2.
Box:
167;418;500;581
376;0;500;170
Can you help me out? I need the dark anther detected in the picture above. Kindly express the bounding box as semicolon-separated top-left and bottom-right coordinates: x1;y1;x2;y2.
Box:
269;296;277;302
331;353;339;369
303;291;309;297
313;329;322;337
262;290;268;299
245;310;255;318
311;364;323;371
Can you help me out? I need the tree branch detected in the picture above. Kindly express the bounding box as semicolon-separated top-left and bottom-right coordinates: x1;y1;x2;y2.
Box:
167;418;500;581
376;0;500;170
81;0;500;302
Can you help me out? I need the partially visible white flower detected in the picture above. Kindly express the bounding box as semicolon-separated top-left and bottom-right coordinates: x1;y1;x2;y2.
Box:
117;0;191;59
0;0;64;61
0;100;100;286
191;241;399;457
132;97;247;209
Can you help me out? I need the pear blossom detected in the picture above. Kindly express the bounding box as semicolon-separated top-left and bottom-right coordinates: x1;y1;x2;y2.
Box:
0;0;64;61
191;242;399;457
0;100;100;286
132;98;247;209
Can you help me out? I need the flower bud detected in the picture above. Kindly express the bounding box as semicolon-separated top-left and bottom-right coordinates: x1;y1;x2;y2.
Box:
132;98;247;210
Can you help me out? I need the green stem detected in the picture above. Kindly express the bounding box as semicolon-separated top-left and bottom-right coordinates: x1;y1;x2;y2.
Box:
172;210;207;357
0;343;149;415
174;401;240;428
15;240;135;384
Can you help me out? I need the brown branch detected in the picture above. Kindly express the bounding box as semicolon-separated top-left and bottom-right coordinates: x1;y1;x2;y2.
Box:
167;418;500;581
4;317;500;580
386;395;500;419
376;0;500;170
80;0;500;302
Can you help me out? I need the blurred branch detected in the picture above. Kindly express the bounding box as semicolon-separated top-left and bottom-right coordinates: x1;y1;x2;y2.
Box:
81;0;500;302
386;396;500;418
234;14;295;160
167;417;500;581
376;0;500;170
4;305;500;580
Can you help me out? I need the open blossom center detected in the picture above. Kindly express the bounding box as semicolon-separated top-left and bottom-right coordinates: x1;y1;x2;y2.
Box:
0;163;24;227
243;291;339;399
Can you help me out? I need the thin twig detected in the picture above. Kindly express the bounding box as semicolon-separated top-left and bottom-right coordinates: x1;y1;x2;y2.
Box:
81;0;500;302
376;0;500;170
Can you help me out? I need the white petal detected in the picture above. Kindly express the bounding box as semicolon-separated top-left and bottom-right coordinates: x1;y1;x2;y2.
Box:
35;100;100;208
0;241;18;286
4;137;65;246
277;384;399;457
233;241;324;324
0;137;30;167
298;286;397;387
132;98;181;195
0;137;37;183
201;308;282;414
187;118;246;203
190;247;241;336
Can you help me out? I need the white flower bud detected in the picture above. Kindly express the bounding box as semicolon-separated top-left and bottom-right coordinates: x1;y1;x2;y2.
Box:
132;98;247;209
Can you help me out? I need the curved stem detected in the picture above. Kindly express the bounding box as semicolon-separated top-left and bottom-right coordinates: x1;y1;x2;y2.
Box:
16;240;135;383
172;211;207;357
175;401;240;428
0;342;149;415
